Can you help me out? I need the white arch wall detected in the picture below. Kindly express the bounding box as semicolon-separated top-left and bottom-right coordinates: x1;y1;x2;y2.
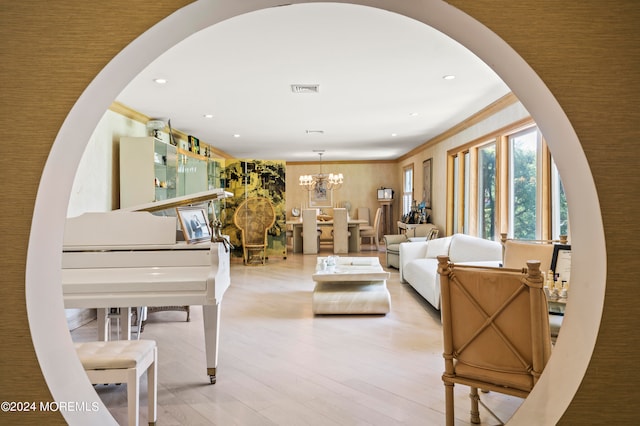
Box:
26;1;605;424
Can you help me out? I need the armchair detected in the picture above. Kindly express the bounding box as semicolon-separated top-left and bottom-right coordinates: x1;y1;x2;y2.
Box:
233;197;276;264
382;224;438;268
437;256;552;425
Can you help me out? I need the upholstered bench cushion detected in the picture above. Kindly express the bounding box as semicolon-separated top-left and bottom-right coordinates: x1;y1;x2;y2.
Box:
75;340;156;370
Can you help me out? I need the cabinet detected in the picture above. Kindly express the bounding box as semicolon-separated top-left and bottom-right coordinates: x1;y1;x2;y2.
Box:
120;137;177;208
177;149;208;196
378;199;394;236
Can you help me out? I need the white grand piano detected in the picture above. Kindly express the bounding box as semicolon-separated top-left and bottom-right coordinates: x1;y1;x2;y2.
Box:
62;189;232;384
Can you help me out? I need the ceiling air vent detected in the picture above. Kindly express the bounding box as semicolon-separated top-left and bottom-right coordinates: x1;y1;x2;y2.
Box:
291;84;319;93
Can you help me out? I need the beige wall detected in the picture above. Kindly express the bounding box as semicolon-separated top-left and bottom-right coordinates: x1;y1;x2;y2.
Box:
286;161;401;225
1;1;638;424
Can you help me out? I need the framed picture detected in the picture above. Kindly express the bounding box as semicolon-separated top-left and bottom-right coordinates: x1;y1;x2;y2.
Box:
309;182;333;207
551;244;571;282
423;158;432;208
309;180;332;207
176;206;211;243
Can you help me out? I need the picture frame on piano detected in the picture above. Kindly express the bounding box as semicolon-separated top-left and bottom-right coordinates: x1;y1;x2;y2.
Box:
177;206;211;243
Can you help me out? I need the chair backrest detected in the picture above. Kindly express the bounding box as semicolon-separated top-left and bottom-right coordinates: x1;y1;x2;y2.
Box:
372;207;382;230
426;227;439;240
357;207;370;225
332;208;349;254
302;208;319;254
502;240;555;272
500;233;568;273
437;255;552;394
233;197;275;246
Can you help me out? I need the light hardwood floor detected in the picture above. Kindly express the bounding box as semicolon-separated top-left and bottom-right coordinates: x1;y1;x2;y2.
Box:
70;244;523;425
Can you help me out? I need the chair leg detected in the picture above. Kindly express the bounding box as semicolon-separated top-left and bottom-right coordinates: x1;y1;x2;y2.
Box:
127;368;139;426
148;348;157;425
469;387;481;424
445;382;455;426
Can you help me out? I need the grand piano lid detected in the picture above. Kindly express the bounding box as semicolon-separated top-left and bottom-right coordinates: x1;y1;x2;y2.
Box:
118;188;233;213
64;189;233;248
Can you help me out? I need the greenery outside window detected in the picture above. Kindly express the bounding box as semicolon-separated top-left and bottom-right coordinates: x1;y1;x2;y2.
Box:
508;127;542;239
447;121;569;241
478;143;496;239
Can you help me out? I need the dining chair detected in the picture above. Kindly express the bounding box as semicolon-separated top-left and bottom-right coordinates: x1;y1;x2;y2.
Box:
331;208;349;254
437;256;552;425
302;209;321;254
360;207;381;250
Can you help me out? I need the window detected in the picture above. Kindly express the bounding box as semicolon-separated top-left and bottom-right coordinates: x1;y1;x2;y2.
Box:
402;166;413;217
551;159;569;239
508;127;542;239
447;122;569;241
478;143;496;239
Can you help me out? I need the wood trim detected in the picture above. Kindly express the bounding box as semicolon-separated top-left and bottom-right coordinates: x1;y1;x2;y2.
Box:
109;101;233;159
447;117;535;156
497;134;509;236
287;159;397;166
446;154;455;235
541;141;552;240
468;148;478;236
399;92;519;162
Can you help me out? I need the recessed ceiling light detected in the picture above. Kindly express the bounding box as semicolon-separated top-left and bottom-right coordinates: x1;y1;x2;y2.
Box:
305;130;324;134
233;134;240;138
203;114;214;119
153;78;167;84
443;75;456;80
391;133;398;137
409;112;419;117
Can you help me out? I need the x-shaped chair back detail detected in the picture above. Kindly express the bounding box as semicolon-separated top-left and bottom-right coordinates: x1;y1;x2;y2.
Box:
437;255;552;425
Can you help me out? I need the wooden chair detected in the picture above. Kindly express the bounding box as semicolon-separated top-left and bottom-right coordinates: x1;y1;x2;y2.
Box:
500;233;568;272
500;233;570;344
437;256;552;425
360;207;382;250
233;197;276;264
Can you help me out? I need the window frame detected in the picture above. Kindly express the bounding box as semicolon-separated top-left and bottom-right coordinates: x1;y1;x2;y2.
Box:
447;119;567;241
402;165;414;218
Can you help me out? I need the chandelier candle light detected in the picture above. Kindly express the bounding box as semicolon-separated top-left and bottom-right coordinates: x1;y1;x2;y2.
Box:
299;151;344;191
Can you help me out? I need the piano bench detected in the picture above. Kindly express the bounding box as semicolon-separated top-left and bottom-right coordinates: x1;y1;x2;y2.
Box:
75;340;157;426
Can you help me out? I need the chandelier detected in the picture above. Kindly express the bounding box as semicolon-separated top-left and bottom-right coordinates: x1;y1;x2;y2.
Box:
299;151;344;191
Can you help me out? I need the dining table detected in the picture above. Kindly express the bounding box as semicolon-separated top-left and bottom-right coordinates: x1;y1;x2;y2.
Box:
286;218;368;253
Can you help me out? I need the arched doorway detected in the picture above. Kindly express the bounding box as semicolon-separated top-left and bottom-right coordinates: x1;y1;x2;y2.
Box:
26;1;605;424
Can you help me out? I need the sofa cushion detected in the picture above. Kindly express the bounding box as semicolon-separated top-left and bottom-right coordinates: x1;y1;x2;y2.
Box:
403;258;441;309
449;234;502;263
425;236;452;258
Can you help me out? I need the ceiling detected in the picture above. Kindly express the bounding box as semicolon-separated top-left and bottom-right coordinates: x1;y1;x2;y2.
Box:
116;3;510;162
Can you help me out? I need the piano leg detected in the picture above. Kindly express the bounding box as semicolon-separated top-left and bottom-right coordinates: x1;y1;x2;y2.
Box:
97;308;109;341
202;303;221;384
119;307;132;340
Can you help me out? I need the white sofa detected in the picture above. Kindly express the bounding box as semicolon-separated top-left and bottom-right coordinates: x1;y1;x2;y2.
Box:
399;233;502;310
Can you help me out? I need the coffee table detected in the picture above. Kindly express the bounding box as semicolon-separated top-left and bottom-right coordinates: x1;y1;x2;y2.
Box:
311;257;391;315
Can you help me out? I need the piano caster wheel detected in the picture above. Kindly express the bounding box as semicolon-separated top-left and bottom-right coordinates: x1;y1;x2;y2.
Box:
209;375;216;384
